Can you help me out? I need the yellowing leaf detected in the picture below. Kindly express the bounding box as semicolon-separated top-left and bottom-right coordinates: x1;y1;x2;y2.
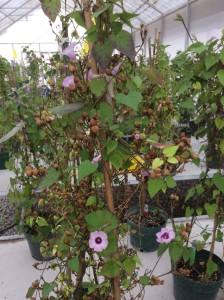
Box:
152;158;164;169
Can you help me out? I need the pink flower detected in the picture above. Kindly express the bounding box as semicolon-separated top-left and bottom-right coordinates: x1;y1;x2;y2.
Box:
141;171;150;177
134;133;140;140
62;75;75;88
60;42;76;60
156;228;175;244
111;63;121;76
89;230;108;252
91;155;101;164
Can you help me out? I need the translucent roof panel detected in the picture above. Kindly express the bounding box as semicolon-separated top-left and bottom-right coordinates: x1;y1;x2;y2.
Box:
0;0;189;35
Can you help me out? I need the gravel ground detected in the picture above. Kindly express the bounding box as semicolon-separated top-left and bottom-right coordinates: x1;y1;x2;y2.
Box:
0;195;18;236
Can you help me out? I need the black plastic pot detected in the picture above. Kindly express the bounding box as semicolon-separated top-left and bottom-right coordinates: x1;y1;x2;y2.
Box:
127;206;167;252
173;249;224;300
25;233;54;261
0;152;9;170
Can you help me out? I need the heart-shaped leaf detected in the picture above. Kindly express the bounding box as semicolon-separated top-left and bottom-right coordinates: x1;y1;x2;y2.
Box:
148;178;165;198
40;0;61;22
212;172;224;194
152;158;164;169
92;39;114;70
78;160;98;182
113;30;135;61
89;78;107;97
217;69;224;86
115;91;142;112
204;203;218;218
163;145;179;157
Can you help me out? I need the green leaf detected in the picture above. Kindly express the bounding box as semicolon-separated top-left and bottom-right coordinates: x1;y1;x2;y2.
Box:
122;278;131;289
204;203;218;218
179;99;194;109
152;157;164;169
169;241;183;263
123;257;136;275
167;157;179;164
40;0;61;22
100;232;117;256
214;117;224;130
85;209;118;232
107;140;118;154
70;10;85;27
92;3;110;18
99;102;114;125
212;172;224;193
42;282;56;297
37;217;49;227
86;196;96;206
166;176;177;188
132;76;142;88
187;42;207;54
163;145;179;157
109;151;123;169
185;207;194;218
205;54;219;70
101;258;120;278
221;96;224;107
113;30;135;61
206;260;218;276
220;139;224;154
37;167;61;190
148;178;165;198
139;275;150;286
67;256;80;272
92;39;114;70
133;255;143;266
217;69;224;86
221;48;224;64
89;78;107;97
157;243;169;257
115;91;142;112
196;207;202;216
50;102;84;115
78;160;98;182
26;287;35;298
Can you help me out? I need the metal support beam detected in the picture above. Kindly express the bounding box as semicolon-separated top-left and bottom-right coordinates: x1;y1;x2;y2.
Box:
185;0;191;49
160;16;165;43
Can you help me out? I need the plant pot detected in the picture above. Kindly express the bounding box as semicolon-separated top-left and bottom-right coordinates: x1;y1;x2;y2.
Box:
24;233;54;261
0;152;9;170
127;206;168;252
173;249;224;300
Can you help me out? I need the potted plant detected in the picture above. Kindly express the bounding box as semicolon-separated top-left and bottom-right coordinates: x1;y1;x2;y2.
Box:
2;1;169;300
155;29;224;300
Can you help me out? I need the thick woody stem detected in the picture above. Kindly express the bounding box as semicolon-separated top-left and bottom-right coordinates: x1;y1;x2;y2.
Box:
82;1;120;299
83;0;98;74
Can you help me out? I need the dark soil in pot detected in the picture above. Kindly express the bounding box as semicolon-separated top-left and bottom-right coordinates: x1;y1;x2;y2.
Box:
173;249;224;300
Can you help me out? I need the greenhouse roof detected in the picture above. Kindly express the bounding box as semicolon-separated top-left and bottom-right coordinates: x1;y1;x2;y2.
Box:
0;0;191;35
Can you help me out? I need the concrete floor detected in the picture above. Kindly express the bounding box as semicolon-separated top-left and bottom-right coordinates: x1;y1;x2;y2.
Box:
0;137;224;299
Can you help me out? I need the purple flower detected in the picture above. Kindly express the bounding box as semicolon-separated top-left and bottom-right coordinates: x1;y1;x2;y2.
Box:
141;171;150;177
87;69;99;81
134;133;140;140
62;75;75;88
211;35;216;40
60;42;76;60
156;228;175;244
91;155;101;164
89;230;108;252
111;63;121;76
